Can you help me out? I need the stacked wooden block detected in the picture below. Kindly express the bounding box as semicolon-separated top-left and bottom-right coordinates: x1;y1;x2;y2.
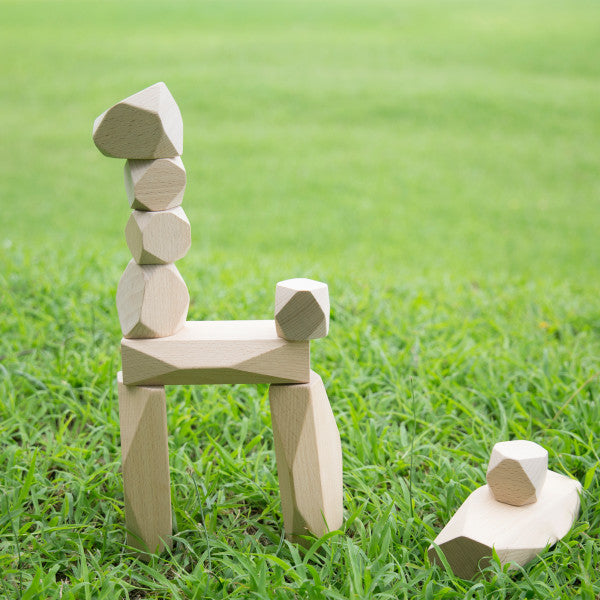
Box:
93;83;343;555
428;440;581;579
93;82;191;340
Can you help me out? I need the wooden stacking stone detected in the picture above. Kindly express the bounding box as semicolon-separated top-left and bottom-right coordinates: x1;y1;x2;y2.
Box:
125;207;191;265
116;260;189;339
125;156;186;211
93;82;183;159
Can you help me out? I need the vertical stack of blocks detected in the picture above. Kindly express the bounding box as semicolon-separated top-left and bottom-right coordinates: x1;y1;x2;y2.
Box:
93;82;343;555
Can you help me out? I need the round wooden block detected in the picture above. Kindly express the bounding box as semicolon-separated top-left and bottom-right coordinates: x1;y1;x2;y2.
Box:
125;207;191;265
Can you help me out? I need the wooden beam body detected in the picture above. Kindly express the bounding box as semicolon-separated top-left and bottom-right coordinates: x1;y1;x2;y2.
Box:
117;372;172;556
121;320;310;385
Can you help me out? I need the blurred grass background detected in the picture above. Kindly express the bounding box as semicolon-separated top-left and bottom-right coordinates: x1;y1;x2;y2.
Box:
1;0;599;598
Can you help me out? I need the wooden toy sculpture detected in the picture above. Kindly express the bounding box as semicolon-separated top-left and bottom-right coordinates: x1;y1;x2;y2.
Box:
429;440;581;579
93;82;343;554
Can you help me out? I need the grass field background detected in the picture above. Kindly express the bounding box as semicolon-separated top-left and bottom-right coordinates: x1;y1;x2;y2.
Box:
1;0;599;597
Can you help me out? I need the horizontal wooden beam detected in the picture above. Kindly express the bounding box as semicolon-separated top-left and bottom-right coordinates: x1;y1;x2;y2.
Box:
121;320;310;385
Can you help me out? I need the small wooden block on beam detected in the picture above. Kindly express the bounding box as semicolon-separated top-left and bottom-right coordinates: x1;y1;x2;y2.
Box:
121;320;310;385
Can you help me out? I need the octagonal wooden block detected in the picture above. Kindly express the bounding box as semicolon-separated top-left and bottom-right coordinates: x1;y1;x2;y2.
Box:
125;207;191;265
116;260;189;339
93;82;183;159
486;440;548;506
124;157;186;212
275;278;329;341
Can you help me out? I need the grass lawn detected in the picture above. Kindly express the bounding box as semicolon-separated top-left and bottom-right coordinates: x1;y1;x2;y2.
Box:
1;0;599;597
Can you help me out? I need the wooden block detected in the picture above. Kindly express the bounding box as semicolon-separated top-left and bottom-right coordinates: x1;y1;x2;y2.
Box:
121;320;310;385
93;82;183;159
116;260;189;339
124;157;186;212
125;207;191;265
269;371;343;541
117;372;172;555
428;470;581;579
275;278;330;341
486;440;548;506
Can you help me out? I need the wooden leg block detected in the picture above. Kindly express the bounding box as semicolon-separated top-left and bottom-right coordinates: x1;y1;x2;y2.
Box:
117;372;172;555
269;371;343;542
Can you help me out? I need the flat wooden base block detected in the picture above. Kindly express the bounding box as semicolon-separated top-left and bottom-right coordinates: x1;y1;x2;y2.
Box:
428;470;581;579
121;320;310;385
117;372;172;555
269;371;343;542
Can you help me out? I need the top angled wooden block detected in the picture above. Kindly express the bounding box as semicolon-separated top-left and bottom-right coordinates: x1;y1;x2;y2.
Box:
93;82;183;159
486;440;548;506
275;278;330;341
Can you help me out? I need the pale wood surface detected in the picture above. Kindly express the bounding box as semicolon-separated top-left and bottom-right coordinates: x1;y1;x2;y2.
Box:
124;156;186;212
269;371;343;542
125;206;191;265
117;372;172;555
121;320;310;385
275;278;330;341
116;260;189;338
428;470;581;579
93;82;183;159
486;440;548;506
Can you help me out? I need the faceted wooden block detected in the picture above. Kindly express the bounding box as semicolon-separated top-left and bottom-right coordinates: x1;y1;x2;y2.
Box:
93;82;183;159
124;157;186;212
125;207;191;265
121;320;310;385
487;441;548;506
428;471;581;579
116;260;189;339
269;371;343;541
117;372;172;556
275;278;329;341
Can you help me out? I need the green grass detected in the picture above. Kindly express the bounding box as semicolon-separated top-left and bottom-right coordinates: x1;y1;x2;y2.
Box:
1;0;599;597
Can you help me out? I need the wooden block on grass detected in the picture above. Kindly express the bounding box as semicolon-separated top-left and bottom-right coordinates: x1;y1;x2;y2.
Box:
93;82;183;159
116;260;189;339
124;157;186;211
121;320;310;385
428;470;581;579
117;372;172;555
269;371;343;541
125;207;191;265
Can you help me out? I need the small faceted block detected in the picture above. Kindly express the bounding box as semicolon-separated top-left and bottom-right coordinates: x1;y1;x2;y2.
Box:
124;157;186;211
116;260;189;339
275;278;329;341
93;82;183;159
125;207;191;265
486;440;548;506
269;371;343;541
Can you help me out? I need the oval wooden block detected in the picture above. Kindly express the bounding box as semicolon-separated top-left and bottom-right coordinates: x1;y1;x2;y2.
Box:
116;260;189;339
93;82;183;159
124;157;186;212
125;207;191;265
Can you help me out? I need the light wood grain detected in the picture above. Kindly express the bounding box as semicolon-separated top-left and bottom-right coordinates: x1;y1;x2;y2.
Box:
93;82;183;159
275;279;330;341
486;440;548;506
121;320;310;385
269;371;343;542
117;372;172;556
116;260;189;338
428;470;581;579
124;156;186;211
125;207;191;265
